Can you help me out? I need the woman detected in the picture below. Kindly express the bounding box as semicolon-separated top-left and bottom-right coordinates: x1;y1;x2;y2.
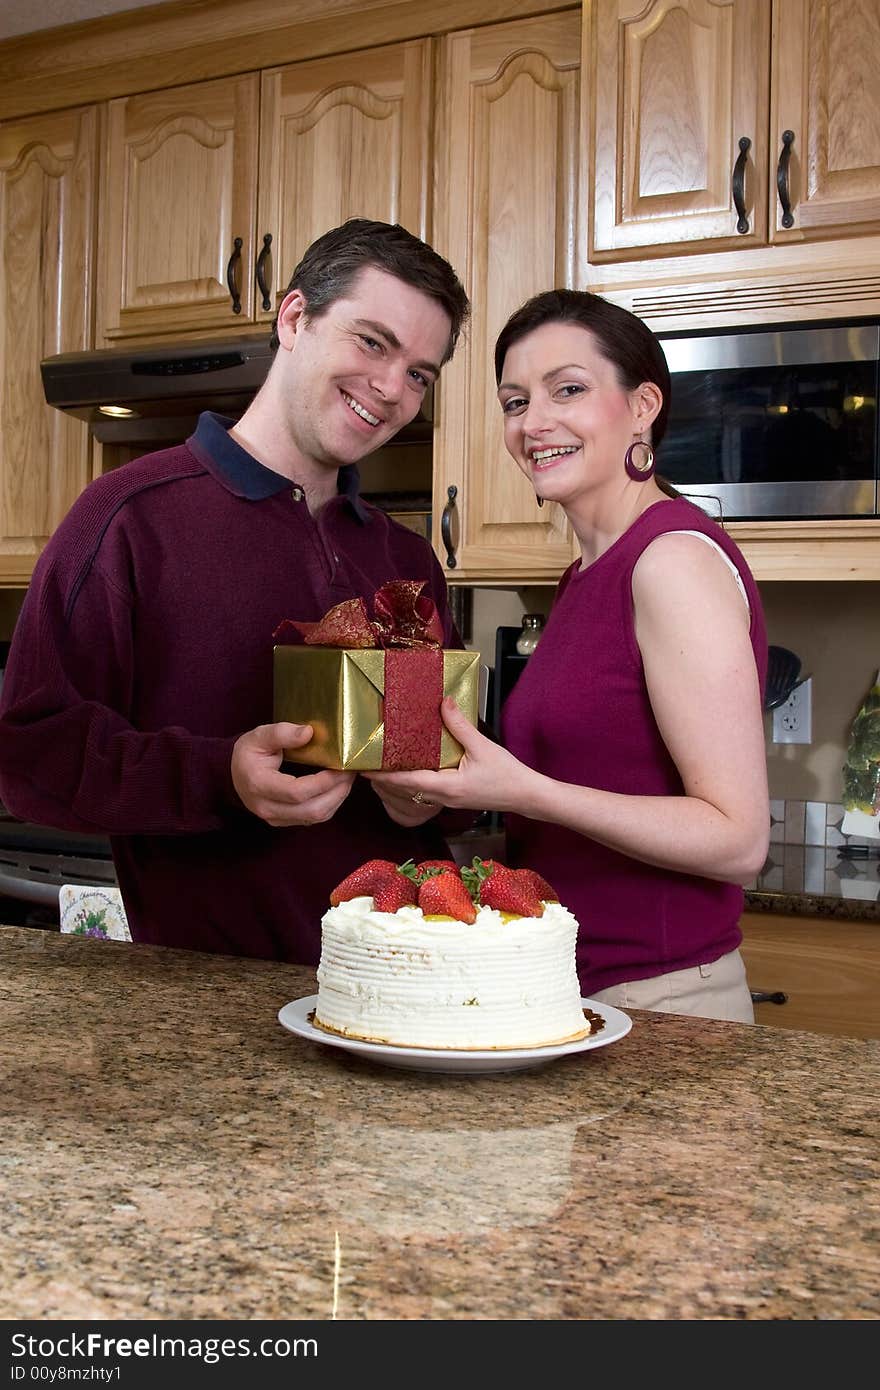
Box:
368;290;769;1022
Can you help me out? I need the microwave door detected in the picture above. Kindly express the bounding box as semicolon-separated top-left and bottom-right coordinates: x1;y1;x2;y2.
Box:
659;324;880;520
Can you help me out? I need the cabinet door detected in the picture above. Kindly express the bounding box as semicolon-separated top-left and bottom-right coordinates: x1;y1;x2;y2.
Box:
771;0;880;241
0;107;97;584
592;0;770;260
258;41;432;322
100;74;259;339
432;13;582;582
739;911;880;1040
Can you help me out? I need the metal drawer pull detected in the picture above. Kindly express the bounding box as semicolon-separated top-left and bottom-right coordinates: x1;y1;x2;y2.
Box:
256;232;273;311
732;135;751;233
226;236;243;314
776;130;795;228
750;989;788;1005
441;484;458;569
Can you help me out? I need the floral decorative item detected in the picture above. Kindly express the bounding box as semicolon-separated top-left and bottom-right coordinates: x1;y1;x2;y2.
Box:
59;887;131;942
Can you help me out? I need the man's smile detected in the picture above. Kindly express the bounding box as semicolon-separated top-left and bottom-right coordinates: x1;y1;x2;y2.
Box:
341;389;383;428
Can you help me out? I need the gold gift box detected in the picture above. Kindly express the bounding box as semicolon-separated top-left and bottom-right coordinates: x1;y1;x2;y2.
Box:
273;646;480;770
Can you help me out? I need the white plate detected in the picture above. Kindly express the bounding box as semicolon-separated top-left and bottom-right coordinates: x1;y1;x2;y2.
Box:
277;996;632;1074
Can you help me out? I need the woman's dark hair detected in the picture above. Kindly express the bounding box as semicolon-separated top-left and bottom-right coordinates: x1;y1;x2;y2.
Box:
494;289;672;451
272;218;470;363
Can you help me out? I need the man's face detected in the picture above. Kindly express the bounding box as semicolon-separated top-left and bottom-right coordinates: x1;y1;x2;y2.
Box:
275;265;452;469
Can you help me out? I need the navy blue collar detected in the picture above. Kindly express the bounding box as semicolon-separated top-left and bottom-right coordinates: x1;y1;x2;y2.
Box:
187;411;368;519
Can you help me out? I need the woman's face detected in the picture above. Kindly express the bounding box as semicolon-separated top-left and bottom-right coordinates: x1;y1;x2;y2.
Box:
497;321;649;508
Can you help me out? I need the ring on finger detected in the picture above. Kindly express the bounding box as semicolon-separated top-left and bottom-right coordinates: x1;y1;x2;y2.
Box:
411;791;434;807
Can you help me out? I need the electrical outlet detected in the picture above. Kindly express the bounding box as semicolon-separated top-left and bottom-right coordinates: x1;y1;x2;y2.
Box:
772;677;812;744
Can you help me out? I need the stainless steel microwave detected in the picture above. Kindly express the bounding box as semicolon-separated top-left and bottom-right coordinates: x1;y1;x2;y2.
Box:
657;323;879;519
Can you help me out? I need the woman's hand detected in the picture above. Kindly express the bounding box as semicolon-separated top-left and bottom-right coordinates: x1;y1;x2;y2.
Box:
364;778;443;828
364;697;533;821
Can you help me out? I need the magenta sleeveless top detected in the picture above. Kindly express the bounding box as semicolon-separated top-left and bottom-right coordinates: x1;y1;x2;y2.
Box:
501;497;767;995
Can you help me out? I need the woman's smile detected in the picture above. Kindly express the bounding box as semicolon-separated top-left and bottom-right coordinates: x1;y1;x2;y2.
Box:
530;443;580;467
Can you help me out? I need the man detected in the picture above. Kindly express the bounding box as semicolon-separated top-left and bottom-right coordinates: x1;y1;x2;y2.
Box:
0;219;470;961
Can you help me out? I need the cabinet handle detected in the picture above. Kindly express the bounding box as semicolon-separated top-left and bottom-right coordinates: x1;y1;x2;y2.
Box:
750;989;788;1005
256;232;273;312
441;484;458;569
732;135;751;234
776;129;795;228
226;236;243;314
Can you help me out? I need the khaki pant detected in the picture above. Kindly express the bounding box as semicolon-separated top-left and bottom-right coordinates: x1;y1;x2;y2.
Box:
590;947;754;1024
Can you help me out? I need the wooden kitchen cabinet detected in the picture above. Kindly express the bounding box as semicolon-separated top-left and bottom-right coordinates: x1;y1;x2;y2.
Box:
739;909;880;1040
257;42;432;320
0;106;97;585
591;0;880;263
432;10;584;583
770;0;880;243
5;0;878;589
592;0;769;260
99;41;432;342
100;74;260;339
723;519;880;583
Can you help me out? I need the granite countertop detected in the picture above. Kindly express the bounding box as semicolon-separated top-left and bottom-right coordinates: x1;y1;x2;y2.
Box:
2;924;878;1321
744;887;880;920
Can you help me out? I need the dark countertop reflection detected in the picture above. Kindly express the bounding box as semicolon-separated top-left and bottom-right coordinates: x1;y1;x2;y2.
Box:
746;843;880;921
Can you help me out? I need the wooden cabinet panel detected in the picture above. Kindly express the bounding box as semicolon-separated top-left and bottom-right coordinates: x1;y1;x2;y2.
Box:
739;910;880;1040
99;46;431;341
726;519;880;582
771;0;880;241
592;0;880;262
100;74;259;339
592;0;770;259
0;106;97;584
258;41;432;321
433;11;583;582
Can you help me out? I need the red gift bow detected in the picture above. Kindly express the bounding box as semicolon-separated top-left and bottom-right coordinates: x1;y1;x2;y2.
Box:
273;581;446;770
273;579;445;649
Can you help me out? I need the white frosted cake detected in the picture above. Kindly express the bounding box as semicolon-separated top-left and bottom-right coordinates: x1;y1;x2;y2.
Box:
314;868;590;1050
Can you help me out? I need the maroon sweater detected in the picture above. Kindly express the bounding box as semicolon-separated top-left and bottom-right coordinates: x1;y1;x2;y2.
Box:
502;498;768;995
0;413;460;961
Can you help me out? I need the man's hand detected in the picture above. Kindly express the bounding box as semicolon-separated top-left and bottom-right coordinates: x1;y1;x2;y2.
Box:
232;722;355;827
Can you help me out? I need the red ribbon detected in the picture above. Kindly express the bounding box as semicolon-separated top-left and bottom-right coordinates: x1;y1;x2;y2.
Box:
274;582;445;770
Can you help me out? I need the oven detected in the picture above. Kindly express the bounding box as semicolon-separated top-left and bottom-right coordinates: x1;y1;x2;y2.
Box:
0;806;116;926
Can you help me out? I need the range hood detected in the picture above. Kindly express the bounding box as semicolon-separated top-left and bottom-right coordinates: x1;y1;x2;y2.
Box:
40;335;433;446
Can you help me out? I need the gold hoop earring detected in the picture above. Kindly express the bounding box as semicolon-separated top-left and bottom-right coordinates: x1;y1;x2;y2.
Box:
624;439;655;481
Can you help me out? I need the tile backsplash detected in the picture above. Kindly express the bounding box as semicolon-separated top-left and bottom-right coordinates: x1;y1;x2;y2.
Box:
769;799;874;848
754;799;879;904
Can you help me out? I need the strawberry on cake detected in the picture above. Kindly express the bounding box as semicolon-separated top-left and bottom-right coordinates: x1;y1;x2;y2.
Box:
314;856;590;1050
